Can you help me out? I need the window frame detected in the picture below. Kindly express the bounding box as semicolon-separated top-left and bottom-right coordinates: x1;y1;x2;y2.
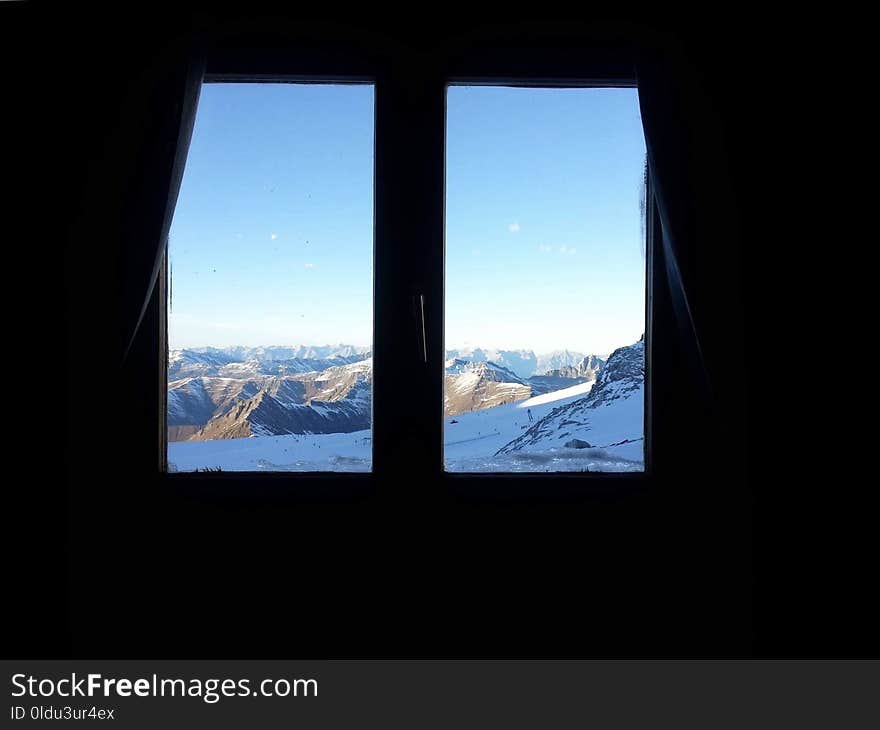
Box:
157;39;658;501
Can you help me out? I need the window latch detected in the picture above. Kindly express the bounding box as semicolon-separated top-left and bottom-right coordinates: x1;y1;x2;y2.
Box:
414;293;427;363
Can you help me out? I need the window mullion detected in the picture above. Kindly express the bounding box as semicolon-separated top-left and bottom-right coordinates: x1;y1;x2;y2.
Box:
372;68;446;485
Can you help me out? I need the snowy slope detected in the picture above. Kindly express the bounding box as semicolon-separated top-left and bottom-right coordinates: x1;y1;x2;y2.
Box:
169;430;372;472
495;337;645;469
444;381;595;470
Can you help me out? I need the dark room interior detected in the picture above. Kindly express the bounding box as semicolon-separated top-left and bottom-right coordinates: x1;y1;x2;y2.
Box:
4;6;874;661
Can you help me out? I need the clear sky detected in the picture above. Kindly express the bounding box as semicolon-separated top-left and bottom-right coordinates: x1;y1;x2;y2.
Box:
169;83;646;355
446;86;646;355
169;83;374;349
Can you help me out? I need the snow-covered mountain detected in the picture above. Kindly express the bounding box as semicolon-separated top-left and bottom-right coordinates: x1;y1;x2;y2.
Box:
542;353;605;381
169;347;370;380
444;357;603;416
496;337;644;459
444;348;538;379
185;344;370;362
167;343;608;442
444;347;605;379
536;349;588;375
444;360;531;417
169;359;372;441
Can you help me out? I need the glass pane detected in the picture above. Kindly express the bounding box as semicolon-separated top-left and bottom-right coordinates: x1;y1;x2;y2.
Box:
444;86;646;473
167;83;374;472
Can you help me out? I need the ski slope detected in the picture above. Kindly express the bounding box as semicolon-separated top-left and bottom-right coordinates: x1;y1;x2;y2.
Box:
443;381;593;469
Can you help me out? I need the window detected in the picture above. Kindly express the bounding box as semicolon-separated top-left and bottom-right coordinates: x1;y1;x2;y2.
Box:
166;82;374;473
444;86;647;473
160;49;654;483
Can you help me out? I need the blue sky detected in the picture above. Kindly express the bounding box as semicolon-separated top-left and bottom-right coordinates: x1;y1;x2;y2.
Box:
446;86;646;355
169;83;645;355
169;83;374;349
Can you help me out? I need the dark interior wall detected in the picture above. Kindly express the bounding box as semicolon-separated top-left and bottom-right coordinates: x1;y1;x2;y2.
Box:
8;8;867;658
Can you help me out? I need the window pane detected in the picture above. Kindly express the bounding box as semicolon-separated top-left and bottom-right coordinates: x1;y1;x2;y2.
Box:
167;83;374;472
444;86;646;473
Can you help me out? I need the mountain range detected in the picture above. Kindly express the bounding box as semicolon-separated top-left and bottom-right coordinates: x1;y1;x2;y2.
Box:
168;357;372;441
443;347;605;379
168;344;607;442
167;337;644;471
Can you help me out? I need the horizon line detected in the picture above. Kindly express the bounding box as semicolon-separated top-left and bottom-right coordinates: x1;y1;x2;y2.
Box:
170;342;622;357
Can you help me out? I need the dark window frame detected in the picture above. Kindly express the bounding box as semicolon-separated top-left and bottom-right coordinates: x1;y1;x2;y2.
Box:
157;40;659;503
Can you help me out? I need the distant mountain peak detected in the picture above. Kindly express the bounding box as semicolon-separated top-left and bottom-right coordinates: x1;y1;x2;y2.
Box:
444;358;531;417
444;347;608;379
